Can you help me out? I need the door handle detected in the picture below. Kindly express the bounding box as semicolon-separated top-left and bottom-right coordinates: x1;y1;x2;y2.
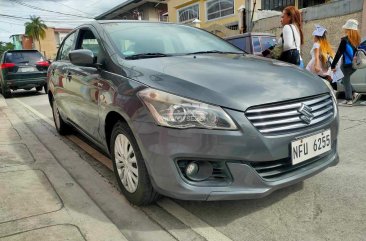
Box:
66;72;72;82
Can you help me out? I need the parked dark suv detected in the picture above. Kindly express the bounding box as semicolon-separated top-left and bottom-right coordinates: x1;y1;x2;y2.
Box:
0;50;49;98
48;21;338;205
225;32;277;55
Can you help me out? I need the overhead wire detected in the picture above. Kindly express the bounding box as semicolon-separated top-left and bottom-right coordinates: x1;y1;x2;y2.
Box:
11;0;92;19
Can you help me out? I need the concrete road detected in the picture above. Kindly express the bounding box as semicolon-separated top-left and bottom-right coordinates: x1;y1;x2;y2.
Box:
4;90;366;241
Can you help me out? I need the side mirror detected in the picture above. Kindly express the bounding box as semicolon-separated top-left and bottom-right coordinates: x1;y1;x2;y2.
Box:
69;49;96;67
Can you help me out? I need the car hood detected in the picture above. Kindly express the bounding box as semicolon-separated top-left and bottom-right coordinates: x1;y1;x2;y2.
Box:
122;54;329;111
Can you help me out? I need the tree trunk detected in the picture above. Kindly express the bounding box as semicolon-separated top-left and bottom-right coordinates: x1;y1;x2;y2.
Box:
38;39;42;53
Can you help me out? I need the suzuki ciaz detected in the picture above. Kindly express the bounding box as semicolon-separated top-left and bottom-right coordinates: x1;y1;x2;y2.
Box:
47;21;339;205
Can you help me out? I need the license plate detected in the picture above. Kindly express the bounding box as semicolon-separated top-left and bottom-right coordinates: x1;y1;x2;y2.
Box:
291;129;331;165
18;67;36;72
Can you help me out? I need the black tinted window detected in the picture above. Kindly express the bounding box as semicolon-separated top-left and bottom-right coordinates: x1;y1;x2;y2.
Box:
59;32;76;61
5;51;44;64
228;37;245;51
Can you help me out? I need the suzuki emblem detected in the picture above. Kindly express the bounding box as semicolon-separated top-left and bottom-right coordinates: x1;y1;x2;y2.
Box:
298;104;314;124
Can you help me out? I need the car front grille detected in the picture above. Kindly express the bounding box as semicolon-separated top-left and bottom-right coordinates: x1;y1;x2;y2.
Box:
249;143;336;181
245;94;334;135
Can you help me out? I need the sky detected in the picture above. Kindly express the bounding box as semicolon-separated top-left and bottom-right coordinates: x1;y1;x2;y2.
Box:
0;0;127;42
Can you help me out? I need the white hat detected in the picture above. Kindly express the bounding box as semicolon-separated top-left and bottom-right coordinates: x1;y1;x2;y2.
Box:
312;24;327;37
342;19;358;30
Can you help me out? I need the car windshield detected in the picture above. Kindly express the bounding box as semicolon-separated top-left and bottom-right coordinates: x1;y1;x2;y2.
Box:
5;51;45;65
102;22;243;58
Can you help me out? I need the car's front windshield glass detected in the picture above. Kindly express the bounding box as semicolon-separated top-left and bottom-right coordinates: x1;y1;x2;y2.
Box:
102;22;243;58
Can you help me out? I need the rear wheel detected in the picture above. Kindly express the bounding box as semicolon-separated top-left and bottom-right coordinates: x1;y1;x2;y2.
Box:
36;86;43;92
1;83;11;98
52;99;70;135
111;121;159;205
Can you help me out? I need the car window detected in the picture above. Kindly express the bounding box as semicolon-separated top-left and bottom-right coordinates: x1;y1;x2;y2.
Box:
5;51;45;65
252;37;261;53
76;29;101;58
103;22;242;57
260;37;277;51
228;37;245;51
58;32;76;61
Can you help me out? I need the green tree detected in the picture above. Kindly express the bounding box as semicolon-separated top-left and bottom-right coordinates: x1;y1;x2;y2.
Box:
0;42;15;56
24;16;47;52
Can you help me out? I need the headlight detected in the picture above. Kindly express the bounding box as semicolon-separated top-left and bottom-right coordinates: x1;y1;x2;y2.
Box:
138;88;237;130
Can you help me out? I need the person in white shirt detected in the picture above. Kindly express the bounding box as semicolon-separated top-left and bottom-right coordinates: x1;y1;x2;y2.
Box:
306;25;335;81
279;6;303;66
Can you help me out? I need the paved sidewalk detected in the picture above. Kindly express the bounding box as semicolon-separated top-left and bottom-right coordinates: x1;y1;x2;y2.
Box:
0;95;128;241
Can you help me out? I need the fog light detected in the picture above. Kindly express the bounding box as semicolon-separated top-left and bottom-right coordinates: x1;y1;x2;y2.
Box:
185;161;213;181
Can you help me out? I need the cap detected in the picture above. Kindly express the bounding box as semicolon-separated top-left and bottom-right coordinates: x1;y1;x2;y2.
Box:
342;19;359;31
312;24;327;37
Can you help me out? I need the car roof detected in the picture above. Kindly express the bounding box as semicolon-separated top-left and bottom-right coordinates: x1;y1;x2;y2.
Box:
225;32;276;40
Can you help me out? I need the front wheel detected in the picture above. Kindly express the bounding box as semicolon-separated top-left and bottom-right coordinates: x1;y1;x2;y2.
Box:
35;86;42;92
52;99;71;135
110;121;159;205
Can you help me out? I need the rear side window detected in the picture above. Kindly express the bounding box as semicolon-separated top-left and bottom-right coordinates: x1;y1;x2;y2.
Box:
5;51;44;65
260;37;277;51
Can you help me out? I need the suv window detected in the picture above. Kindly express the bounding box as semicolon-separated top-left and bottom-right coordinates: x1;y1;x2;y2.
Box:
58;32;76;61
5;51;45;64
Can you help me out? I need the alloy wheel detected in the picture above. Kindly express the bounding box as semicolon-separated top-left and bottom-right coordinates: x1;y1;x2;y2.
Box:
114;134;139;193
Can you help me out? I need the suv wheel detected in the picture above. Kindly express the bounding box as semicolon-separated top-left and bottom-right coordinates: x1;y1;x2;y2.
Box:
1;84;11;98
36;86;42;92
110;121;159;205
52;99;70;135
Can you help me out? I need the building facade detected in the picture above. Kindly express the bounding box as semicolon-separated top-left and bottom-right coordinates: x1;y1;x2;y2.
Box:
167;0;262;35
95;0;168;22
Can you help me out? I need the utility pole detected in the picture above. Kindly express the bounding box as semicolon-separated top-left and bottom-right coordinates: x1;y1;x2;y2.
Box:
295;0;299;9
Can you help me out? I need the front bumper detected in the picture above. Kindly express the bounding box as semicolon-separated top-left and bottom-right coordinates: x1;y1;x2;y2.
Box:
132;108;339;201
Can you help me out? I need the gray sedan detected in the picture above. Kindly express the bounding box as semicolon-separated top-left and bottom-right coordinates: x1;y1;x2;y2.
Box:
47;21;339;205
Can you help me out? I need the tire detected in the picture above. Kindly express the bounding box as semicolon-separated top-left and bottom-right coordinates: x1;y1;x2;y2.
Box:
52;99;71;135
1;83;11;98
36;86;42;92
110;121;159;205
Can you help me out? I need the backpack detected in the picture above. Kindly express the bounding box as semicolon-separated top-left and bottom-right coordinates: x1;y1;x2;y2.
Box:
352;48;366;69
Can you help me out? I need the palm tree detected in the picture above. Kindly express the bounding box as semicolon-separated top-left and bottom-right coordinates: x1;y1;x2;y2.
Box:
24;16;47;52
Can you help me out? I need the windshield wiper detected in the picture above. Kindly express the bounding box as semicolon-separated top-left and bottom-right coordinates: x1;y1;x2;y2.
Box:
125;53;171;60
186;50;244;55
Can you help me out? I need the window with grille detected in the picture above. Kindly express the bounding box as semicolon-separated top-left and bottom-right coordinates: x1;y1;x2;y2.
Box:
261;0;325;10
206;0;234;20
178;4;199;23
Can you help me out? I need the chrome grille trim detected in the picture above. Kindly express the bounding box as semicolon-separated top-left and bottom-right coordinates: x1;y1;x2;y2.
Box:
245;94;334;134
246;95;330;114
